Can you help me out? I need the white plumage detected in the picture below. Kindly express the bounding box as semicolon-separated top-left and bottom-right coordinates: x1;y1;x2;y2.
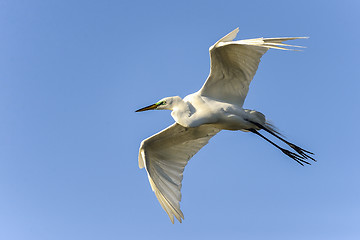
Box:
136;28;314;223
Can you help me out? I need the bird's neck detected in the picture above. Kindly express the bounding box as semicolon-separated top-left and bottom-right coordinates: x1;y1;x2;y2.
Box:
171;101;192;128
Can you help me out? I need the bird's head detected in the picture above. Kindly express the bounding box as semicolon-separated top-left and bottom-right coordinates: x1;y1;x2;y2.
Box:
135;96;182;112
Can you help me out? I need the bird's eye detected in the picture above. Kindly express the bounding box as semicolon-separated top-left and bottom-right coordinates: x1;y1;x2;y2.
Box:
157;101;166;106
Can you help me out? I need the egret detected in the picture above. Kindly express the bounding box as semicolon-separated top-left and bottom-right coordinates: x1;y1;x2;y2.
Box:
136;28;315;223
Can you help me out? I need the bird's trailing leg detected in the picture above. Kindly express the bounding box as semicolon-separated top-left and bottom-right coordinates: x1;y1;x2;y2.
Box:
249;129;310;166
249;121;316;162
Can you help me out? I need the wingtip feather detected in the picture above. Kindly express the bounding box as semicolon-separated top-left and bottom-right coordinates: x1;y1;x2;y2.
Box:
149;176;184;223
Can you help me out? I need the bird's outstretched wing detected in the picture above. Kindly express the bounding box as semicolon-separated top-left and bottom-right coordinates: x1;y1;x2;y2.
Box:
199;27;307;106
138;123;220;223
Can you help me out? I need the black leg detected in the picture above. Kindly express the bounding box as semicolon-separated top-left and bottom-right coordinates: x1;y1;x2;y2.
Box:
249;121;316;162
249;129;311;166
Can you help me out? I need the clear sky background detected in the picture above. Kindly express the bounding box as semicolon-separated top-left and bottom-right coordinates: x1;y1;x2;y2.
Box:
0;0;359;239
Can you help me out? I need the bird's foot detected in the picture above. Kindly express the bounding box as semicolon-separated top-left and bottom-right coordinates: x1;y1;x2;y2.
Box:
281;148;311;166
288;144;316;162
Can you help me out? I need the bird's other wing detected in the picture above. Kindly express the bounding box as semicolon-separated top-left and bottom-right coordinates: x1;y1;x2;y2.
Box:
199;27;307;106
138;123;220;223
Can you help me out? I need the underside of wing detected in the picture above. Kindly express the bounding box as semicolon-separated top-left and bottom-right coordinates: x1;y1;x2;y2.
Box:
138;123;220;223
199;28;307;106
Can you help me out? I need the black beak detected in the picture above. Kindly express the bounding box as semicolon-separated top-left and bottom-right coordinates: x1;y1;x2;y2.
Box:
135;103;158;112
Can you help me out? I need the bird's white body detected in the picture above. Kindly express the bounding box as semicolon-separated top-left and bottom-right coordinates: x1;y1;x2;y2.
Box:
171;93;263;131
136;28;313;223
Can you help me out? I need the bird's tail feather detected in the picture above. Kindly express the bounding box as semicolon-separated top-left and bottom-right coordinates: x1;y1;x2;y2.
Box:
265;120;283;137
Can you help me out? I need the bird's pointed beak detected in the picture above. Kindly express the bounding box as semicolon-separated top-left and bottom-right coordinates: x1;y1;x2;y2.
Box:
135;103;158;112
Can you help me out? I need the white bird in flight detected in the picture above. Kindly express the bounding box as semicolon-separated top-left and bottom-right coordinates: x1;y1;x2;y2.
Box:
136;28;315;223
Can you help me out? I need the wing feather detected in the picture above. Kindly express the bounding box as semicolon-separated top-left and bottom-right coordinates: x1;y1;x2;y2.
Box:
138;123;220;223
199;28;307;106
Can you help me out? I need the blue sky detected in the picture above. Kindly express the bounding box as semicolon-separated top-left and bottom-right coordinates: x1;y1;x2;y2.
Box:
0;0;359;239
